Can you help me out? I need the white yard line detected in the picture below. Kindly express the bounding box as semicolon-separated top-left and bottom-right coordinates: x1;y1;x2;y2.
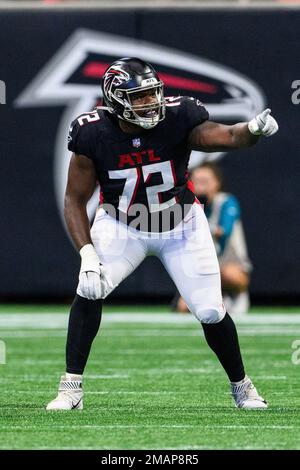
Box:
0;331;67;338
1;312;300;329
102;313;300;324
1;313;300;339
2;328;300;338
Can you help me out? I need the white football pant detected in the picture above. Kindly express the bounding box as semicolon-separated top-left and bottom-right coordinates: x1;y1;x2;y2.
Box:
91;202;226;324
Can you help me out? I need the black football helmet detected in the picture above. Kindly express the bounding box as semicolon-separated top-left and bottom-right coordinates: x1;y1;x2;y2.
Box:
102;58;165;129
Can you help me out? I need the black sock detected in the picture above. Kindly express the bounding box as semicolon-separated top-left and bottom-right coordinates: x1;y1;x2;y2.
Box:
201;312;245;383
66;295;103;375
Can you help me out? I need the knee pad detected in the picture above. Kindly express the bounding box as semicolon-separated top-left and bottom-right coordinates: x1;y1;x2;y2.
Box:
194;307;225;324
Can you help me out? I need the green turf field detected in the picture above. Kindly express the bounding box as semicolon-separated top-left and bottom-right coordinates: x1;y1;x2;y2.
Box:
0;305;300;450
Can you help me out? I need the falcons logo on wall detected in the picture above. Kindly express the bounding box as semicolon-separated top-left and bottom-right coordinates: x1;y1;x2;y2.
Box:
15;29;265;232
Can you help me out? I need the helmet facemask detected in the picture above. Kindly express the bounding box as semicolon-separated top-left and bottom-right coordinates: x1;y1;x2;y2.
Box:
113;82;165;130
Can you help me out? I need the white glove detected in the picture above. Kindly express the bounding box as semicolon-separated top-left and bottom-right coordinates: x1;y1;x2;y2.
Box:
76;244;113;300
248;108;278;137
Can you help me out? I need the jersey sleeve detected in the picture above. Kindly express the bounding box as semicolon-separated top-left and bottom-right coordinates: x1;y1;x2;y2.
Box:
67;118;95;160
181;96;209;131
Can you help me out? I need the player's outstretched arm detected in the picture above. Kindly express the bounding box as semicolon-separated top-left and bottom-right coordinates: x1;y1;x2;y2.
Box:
188;108;278;152
64;153;97;250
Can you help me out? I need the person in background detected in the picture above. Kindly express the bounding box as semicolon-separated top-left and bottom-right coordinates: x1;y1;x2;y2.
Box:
174;162;252;315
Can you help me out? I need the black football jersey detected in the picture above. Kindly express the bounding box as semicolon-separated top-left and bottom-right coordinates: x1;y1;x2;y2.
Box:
68;96;209;232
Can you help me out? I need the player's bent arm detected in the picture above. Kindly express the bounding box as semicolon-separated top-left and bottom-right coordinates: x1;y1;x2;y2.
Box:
64;153;97;251
65;153;112;300
188;121;259;152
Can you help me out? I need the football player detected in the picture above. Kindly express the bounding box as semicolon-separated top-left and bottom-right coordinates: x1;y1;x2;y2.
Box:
46;58;278;411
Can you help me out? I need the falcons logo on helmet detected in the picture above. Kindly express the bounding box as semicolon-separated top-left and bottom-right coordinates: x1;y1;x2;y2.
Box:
103;66;130;99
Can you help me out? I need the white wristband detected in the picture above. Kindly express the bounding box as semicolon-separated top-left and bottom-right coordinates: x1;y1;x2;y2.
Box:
79;244;100;274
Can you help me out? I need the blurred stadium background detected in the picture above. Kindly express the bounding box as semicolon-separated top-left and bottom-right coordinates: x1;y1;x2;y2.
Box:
1;0;300;450
0;0;299;307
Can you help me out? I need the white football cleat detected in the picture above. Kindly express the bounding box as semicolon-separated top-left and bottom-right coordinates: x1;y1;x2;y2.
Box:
46;375;83;411
231;376;268;409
